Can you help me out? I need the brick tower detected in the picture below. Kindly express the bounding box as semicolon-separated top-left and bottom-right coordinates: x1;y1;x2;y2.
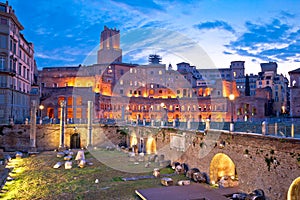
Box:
97;26;122;64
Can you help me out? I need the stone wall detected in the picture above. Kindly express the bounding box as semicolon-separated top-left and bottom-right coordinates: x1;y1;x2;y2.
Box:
147;128;300;200
0;124;299;199
0;124;120;151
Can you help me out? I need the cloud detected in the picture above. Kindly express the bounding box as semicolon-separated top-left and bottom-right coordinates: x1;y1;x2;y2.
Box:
226;18;300;62
194;20;235;33
279;10;296;19
112;0;164;11
35;52;75;62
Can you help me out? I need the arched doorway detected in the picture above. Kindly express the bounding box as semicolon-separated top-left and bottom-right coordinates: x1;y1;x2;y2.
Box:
48;107;54;118
288;177;300;200
146;135;156;154
70;133;81;149
209;153;238;187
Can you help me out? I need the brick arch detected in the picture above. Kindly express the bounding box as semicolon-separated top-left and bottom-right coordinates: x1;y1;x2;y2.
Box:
209;153;237;185
288;177;300;200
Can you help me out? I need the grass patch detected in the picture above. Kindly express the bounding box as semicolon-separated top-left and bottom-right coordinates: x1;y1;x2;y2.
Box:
0;151;188;200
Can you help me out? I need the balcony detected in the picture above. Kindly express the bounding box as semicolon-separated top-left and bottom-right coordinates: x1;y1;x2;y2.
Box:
0;68;16;76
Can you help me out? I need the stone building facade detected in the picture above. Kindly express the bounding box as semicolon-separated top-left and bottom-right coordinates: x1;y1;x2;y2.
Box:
0;1;37;124
38;26;270;124
289;68;300;117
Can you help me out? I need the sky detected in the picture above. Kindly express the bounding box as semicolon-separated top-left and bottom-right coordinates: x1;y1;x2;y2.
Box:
7;0;300;77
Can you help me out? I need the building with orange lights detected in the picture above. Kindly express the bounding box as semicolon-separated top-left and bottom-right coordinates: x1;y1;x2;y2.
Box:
38;26;272;124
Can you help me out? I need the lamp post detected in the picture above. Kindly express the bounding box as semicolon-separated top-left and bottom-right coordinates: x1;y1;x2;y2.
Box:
39;104;44;124
229;94;235;132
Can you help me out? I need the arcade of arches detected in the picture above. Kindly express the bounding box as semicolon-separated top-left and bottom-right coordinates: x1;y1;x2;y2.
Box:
209;153;237;186
288;177;300;200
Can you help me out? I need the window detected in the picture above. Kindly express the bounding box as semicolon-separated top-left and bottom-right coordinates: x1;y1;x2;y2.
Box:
159;90;162;93
65;82;68;87
76;96;82;105
0;5;6;12
120;89;123;94
0;35;7;48
233;71;236;77
120;80;123;85
266;80;269;85
130;68;133;73
0;56;6;69
120;69;124;75
76;108;82;119
159;70;162;75
138;91;141;95
13;42;16;54
67;97;73;106
177;90;180;94
53;83;58;87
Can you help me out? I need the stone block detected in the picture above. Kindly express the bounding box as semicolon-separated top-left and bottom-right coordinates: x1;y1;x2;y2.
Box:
161;177;173;186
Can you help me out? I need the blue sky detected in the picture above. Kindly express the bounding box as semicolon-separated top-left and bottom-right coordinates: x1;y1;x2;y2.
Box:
8;0;300;76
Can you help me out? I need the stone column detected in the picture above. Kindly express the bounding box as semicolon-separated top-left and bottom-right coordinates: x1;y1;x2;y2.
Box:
187;120;191;129
151;119;154;127
87;101;93;147
30;100;37;151
262;121;266;136
291;123;294;138
121;106;125;121
205;119;210;130
59;100;66;148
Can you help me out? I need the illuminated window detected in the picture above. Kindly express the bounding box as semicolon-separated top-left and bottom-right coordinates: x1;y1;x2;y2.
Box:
233;71;236;77
149;89;154;95
58;97;65;105
76;96;82;106
130;81;133;86
120;80;123;85
67;97;73;106
130;68;133;73
159;70;162;75
76;108;82;119
67;108;73;119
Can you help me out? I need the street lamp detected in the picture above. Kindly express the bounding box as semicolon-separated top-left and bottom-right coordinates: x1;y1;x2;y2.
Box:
229;94;235;132
39;105;44;124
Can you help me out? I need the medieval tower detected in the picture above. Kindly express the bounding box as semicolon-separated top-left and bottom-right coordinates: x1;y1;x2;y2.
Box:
97;26;122;64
